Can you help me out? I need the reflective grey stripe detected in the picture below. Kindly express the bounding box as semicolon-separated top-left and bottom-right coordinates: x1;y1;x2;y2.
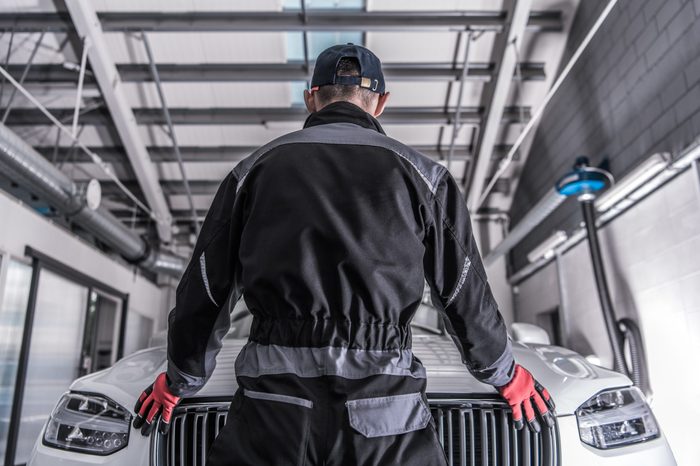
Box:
446;256;472;307
476;338;515;387
346;392;431;438
243;389;314;408
167;359;206;397
235;122;445;194
234;342;427;380
199;252;218;306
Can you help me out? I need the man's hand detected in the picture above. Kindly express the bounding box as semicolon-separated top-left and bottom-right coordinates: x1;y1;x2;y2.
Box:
497;364;555;433
133;372;181;436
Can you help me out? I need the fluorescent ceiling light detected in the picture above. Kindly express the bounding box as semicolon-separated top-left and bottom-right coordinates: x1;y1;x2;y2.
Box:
672;138;700;169
595;152;670;213
527;230;568;264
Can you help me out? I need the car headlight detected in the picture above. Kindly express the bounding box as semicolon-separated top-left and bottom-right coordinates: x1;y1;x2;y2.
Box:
43;392;131;455
576;386;660;449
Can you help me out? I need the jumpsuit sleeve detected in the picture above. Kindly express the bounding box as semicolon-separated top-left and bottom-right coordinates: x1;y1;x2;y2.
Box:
422;171;514;387
166;170;244;397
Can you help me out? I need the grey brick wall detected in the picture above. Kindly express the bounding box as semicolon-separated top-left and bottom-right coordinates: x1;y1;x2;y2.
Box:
509;0;700;270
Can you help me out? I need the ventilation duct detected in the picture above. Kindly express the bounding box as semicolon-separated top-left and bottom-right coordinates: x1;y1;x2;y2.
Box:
0;122;184;277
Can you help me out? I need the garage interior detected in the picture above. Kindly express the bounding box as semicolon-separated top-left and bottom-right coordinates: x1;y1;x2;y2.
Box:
0;0;698;465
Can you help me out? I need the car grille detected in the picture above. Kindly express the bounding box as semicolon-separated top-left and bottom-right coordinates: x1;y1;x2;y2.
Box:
430;398;560;466
152;398;560;466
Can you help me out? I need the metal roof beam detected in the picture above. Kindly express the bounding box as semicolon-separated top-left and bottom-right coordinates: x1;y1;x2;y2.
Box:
465;0;532;211
6;106;531;126
6;62;546;84
65;0;173;241
38;144;516;163
103;177;512;197
1;10;562;33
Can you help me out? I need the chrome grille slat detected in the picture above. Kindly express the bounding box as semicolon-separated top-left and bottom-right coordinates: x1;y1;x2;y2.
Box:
179;412;186;466
467;409;475;466
522;428;531;466
511;414;519;466
459;409;467;466
500;410;510;465
447;408;454;466
480;409;488;465
156;398;560;466
200;413;208;465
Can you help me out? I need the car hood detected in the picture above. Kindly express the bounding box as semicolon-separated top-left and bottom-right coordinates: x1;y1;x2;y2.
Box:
71;336;630;415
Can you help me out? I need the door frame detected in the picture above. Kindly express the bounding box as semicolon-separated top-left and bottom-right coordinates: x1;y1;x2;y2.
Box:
82;288;125;375
3;247;129;466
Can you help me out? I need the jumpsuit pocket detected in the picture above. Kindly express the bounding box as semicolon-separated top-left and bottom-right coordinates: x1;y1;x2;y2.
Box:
243;389;314;408
346;392;432;438
209;389;313;466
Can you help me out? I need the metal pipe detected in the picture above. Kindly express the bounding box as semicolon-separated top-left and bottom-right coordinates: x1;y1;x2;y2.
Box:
692;159;700;204
300;0;310;75
6;61;548;83
553;251;569;348
2;30;45;124
447;30;472;171
141;32;200;235
3;105;531;126
1;10;564;33
71;36;89;137
580;199;627;374
0;28;14;104
0;122;184;277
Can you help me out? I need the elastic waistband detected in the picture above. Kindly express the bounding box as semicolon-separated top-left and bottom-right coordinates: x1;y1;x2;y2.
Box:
235;341;427;380
249;317;412;351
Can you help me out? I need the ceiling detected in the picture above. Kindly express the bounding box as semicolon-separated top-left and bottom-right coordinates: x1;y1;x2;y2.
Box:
0;0;579;253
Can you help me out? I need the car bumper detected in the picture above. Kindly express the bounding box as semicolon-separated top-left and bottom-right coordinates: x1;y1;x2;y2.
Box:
27;422;151;466
29;415;676;466
557;416;676;465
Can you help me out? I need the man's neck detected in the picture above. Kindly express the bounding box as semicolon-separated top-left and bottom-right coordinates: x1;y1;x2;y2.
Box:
319;98;374;115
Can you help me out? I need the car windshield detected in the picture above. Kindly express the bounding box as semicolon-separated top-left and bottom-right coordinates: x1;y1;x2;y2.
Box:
226;287;444;339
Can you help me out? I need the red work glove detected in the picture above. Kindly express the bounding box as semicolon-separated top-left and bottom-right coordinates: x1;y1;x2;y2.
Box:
497;364;555;433
133;372;181;436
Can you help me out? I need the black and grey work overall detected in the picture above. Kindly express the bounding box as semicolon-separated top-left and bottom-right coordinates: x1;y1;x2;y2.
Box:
165;102;514;465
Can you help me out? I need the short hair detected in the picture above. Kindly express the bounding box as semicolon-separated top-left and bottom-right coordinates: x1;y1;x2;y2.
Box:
315;57;378;108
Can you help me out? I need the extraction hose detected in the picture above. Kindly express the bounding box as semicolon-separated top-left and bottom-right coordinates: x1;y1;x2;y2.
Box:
618;317;652;396
580;199;628;375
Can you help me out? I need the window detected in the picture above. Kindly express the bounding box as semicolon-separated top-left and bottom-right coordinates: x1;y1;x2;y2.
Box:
284;0;365;106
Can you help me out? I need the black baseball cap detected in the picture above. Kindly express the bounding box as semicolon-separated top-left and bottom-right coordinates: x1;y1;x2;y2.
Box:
310;43;386;94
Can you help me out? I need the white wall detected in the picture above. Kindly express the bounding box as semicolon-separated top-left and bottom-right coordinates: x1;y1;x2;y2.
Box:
0;190;168;341
479;219;515;325
514;168;700;465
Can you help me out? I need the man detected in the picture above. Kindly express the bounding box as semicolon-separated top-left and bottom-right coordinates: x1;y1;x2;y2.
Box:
132;44;555;465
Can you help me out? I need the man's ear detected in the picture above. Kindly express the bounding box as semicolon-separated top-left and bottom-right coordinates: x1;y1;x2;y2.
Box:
373;92;390;117
304;89;317;113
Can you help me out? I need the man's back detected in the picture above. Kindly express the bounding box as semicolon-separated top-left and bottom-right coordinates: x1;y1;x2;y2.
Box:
239;103;438;339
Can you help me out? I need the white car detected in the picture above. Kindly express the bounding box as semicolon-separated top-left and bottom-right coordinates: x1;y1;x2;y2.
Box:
27;304;676;466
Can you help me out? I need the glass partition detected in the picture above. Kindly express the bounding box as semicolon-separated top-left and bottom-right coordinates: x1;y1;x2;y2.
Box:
14;268;89;465
0;259;32;461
